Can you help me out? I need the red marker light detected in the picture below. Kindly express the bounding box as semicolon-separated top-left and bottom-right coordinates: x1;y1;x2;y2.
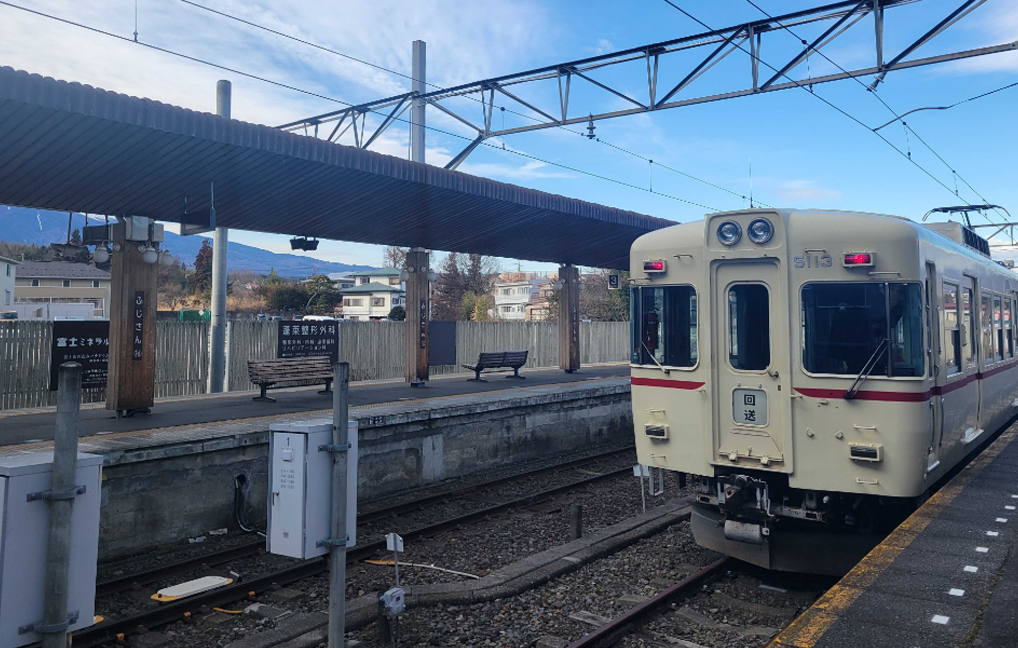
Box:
643;260;666;272
843;253;873;266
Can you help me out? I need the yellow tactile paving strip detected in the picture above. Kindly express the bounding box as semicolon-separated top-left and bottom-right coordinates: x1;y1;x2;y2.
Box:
769;426;1018;648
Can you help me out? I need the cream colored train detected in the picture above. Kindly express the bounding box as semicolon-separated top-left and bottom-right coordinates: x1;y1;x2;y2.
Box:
629;209;1018;574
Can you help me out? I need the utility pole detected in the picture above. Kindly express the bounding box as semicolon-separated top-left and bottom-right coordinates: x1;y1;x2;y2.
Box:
41;362;82;648
209;79;231;393
328;362;351;647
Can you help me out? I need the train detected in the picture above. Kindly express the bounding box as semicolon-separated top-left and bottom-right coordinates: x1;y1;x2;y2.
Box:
629;208;1018;574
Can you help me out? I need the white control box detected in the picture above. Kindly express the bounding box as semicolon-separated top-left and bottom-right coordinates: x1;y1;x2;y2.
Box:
0;452;102;647
267;420;358;559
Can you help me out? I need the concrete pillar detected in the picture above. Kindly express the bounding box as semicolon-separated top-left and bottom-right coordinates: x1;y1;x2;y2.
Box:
405;248;430;386
106;220;158;414
558;265;580;373
209;80;231;393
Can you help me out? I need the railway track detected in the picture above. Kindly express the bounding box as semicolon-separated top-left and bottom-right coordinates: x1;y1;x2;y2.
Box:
80;450;637;647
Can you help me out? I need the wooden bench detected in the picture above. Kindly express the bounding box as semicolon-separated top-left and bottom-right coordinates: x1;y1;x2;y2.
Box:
248;356;334;403
462;350;529;382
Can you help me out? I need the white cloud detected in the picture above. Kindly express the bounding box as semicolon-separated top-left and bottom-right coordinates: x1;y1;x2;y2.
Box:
594;38;615;55
940;3;1018;73
460;158;573;181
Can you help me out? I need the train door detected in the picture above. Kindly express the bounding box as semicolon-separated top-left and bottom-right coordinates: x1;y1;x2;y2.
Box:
925;262;943;472
712;260;790;470
962;277;980;444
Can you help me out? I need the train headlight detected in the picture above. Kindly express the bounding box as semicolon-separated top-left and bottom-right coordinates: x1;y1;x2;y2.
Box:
747;218;774;244
716;220;742;246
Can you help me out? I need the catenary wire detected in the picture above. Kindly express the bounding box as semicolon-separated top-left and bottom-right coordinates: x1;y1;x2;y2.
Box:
742;0;1005;223
0;0;721;214
176;0;763;206
659;0;982;206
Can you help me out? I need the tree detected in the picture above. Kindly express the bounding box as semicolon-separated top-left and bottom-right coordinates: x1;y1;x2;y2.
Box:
460;292;478;321
472;294;494;321
388;305;406;320
383;246;408;269
0;241;61;262
432;252;466;321
464;253;498;296
193;239;214;300
69;228;82;246
303;274;342;315
580;269;630;321
157;255;191;311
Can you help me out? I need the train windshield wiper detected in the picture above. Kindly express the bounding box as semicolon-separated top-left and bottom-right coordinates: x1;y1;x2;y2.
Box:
641;342;670;375
844;338;889;400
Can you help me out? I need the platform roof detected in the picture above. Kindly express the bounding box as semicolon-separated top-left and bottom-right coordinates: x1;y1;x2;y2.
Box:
0;66;679;270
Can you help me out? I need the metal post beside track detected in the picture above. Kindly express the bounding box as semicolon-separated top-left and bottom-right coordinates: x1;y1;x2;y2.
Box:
328;362;351;647
41;362;82;648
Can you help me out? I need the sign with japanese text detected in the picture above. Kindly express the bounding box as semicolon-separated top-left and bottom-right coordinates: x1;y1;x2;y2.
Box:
132;290;145;361
277;320;338;362
50;320;110;390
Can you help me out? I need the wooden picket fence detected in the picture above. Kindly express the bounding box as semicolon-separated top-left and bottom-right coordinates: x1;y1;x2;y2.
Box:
0;320;629;410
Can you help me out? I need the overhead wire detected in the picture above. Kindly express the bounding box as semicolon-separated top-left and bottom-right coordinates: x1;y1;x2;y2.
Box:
176;0;761;206
0;0;720;213
659;0;987;209
742;0;1007;223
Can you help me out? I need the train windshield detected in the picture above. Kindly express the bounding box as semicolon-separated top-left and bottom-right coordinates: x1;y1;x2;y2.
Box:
630;286;697;367
801;282;923;377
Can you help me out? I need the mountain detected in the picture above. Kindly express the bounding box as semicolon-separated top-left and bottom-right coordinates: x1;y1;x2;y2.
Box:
0;206;373;277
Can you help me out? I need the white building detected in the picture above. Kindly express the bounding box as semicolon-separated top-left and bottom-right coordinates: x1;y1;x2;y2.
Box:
340;268;405;320
492;272;554;321
0;255;17;316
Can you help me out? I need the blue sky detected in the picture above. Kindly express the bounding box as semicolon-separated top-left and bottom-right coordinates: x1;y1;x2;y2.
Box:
1;0;1015;268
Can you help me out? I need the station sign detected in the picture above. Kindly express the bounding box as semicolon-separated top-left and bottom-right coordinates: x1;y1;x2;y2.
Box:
276;320;338;362
608;274;620;290
49;320;110;390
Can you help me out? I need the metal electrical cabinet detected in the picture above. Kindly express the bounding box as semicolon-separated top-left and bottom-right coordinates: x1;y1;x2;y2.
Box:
267;421;358;559
0;452;102;647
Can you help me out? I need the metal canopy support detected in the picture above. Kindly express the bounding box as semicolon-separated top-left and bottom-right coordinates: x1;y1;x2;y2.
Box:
410;40;426;164
407;41;430;387
209;80;230;394
558;266;580;373
279;0;1014;168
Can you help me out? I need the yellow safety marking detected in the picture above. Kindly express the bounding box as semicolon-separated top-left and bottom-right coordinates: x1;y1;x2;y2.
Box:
212;607;243;614
770;429;1017;648
93;615;104;623
150;593;180;602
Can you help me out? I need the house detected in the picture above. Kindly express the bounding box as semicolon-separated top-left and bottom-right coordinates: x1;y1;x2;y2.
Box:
340;268;405;320
14;261;112;319
525;279;556;321
326;272;356;290
0;255;17;315
493;272;555;321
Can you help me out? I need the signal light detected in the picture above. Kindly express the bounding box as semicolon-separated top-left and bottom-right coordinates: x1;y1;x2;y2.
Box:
643;260;666;273
843;252;874;267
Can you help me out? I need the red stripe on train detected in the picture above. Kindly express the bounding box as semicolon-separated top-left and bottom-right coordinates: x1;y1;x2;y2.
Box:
794;387;930;402
631;377;705;390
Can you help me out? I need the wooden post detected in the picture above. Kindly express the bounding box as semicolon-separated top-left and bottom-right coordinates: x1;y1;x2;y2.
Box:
558;265;580;373
405;248;430;386
106;220;158;415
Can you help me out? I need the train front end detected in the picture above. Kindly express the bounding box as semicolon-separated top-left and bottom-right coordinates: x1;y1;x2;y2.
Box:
630;209;929;574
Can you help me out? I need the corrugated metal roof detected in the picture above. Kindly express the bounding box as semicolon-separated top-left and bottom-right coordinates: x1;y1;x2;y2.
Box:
353;268;402;277
16;261;110;279
0;67;678;270
341;282;403;294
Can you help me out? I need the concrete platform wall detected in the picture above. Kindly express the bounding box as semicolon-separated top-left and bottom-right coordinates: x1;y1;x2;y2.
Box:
95;381;632;559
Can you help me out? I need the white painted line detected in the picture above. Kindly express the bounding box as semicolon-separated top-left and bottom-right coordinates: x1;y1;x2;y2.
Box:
987;531;1000;537
1013;495;1018;499
996;518;1008;523
1007;506;1016;511
949;588;965;597
932;615;950;625
964;566;979;573
977;547;990;553
22;439;44;444
758;584;788;593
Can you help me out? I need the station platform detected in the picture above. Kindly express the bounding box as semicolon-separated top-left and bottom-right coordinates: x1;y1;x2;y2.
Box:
771;425;1018;648
0;364;628;445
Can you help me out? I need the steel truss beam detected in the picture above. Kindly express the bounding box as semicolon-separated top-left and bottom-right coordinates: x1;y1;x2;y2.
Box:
279;0;1015;169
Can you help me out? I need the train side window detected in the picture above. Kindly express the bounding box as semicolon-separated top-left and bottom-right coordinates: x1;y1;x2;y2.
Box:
890;283;924;377
963;287;976;365
943;282;961;375
995;295;1004;361
981;292;994;365
630;286;697;368
728;284;770;371
1009;297;1015;359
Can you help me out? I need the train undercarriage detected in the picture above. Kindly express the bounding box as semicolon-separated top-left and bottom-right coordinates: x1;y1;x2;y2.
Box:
689;470;917;575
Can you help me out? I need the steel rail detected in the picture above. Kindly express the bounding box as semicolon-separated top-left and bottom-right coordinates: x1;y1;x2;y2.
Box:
94;446;633;597
83;458;636;644
564;557;731;648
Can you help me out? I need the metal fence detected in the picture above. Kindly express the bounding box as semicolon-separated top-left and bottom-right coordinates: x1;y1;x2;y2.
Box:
0;320;629;410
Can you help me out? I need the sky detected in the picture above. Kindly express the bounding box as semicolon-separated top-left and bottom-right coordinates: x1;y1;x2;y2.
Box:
0;0;1016;269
